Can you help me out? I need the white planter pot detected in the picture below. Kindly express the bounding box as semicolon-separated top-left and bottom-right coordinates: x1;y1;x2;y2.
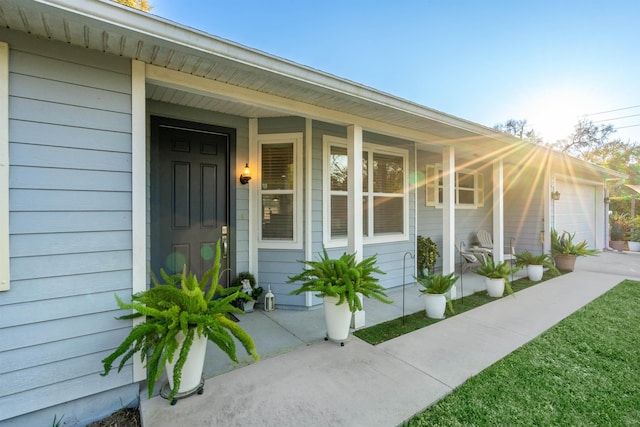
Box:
243;299;256;313
423;293;446;319
527;265;544;282
628;241;640;252
323;296;352;342
485;277;505;298
165;330;207;394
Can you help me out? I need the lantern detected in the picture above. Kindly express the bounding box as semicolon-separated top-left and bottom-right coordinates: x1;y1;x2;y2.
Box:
264;285;275;312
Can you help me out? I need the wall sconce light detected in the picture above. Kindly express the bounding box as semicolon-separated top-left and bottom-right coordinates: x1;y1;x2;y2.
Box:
239;163;251;185
551;190;560;201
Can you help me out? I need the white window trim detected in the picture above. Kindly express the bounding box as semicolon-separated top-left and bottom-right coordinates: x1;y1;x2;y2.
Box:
0;42;9;291
256;132;303;249
426;163;484;209
323;136;409;248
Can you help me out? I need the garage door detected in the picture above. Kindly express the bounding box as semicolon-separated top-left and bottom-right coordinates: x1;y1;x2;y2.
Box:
554;180;597;248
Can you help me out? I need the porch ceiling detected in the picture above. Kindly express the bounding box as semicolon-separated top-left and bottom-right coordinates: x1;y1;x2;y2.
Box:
2;0;508;145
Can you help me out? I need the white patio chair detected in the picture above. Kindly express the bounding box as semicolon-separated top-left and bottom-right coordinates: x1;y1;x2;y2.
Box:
476;231;516;262
477;230;493;249
455;241;484;273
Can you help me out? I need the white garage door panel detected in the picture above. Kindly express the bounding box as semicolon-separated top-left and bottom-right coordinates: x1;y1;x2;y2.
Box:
554;181;596;248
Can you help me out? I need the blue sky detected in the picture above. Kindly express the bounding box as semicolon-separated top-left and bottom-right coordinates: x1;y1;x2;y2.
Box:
149;0;640;144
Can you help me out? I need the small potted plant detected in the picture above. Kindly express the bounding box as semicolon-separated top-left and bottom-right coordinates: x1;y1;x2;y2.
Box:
551;228;598;272
287;248;392;344
609;213;629;251
475;256;520;297
514;250;560;281
231;272;263;312
100;240;259;404
628;217;640;252
415;272;458;319
416;235;440;277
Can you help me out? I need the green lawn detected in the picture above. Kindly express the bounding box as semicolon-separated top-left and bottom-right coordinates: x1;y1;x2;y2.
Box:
354;271;560;345
405;279;640;426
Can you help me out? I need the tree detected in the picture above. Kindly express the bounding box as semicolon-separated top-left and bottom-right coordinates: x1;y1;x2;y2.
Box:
494;118;544;144
113;0;152;11
553;118;616;159
553;119;640;188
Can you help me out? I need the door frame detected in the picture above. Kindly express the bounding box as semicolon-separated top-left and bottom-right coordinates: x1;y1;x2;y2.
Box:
149;115;237;284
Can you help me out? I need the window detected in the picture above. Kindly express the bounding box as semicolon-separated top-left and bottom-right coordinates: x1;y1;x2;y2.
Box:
258;134;302;247
324;136;407;245
425;164;484;208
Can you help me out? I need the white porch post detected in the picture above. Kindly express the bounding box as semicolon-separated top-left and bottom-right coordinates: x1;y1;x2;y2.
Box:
543;170;552;253
347;125;365;327
442;147;455;275
492;159;505;262
131;59;146;382
0;42;9;292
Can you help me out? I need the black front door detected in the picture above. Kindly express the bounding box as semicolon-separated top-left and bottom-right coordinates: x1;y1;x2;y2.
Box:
151;116;232;285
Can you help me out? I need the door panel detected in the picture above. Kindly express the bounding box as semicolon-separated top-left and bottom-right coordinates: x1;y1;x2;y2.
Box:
151;117;231;285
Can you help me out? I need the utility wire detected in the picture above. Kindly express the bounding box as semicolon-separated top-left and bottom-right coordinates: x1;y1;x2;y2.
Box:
584;105;640;117
616;123;640;130
592;113;640;123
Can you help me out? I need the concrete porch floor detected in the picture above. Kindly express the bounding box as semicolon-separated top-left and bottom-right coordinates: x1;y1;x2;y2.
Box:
140;251;640;426
142;267;523;395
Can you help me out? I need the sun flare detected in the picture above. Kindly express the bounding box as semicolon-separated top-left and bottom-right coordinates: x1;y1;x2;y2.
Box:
524;88;594;144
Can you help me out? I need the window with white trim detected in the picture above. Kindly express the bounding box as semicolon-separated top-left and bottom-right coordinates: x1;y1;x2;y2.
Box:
324;136;408;245
258;134;302;247
425;164;484;208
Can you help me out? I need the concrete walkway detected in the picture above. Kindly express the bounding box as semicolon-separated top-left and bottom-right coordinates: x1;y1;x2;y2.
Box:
140;251;640;426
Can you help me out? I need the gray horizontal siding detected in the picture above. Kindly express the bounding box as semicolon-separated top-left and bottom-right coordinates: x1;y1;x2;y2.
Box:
10;120;131;152
10;97;131;132
10;250;132;281
10;189;131;211
8;48;131;92
11;231;131;257
2;34;134;422
0;270;131;305
11;166;131;191
504;167;546;254
258;248;306;307
10;144;132;172
0;311;128;354
10;211;131;234
0;364;133;422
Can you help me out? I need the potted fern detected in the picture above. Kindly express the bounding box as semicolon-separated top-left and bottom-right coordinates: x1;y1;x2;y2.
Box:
415;272;458;319
287;248;392;343
551;228;598;271
475;256;520;297
514;250;559;281
100;240;259;404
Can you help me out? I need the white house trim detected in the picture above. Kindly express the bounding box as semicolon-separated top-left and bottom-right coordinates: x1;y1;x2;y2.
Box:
347;125;364;259
304;118;313;306
131;59;146;382
347;125;365;328
255;132;304;250
0;42;9;291
492;159;505;262
442;147;455;274
248;118;258;278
